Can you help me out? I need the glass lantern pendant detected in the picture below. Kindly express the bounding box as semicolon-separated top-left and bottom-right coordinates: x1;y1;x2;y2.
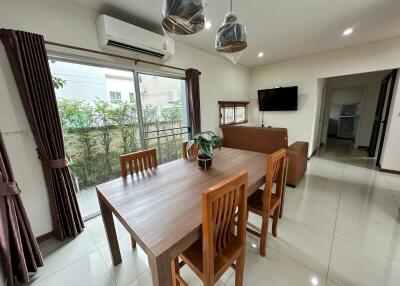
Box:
162;0;207;36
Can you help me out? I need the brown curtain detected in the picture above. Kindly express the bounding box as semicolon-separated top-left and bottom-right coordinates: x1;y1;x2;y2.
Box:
0;29;84;240
185;68;201;134
0;133;44;285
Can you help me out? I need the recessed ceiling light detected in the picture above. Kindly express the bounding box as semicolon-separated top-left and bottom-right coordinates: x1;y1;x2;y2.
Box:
205;21;212;29
343;27;353;36
258;52;264;58
310;276;319;286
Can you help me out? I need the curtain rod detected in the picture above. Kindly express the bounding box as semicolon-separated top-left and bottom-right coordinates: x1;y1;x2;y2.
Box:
44;40;190;73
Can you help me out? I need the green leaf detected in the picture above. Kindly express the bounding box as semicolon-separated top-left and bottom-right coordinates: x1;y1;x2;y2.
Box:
187;131;221;157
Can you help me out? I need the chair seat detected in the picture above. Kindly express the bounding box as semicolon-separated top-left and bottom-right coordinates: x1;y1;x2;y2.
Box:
180;235;243;282
248;188;281;214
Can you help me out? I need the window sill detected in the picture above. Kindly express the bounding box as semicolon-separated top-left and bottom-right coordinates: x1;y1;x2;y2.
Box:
219;120;248;127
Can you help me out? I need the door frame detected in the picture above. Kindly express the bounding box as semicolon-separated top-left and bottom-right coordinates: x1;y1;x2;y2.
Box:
375;69;398;165
317;85;327;148
367;78;388;157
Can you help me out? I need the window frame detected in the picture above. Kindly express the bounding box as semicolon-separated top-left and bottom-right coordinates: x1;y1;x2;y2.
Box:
218;101;249;127
48;55;191;150
109;91;122;103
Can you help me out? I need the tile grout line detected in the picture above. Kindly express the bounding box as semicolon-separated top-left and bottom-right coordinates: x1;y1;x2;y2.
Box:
84;226;120;286
29;245;112;285
331;235;400;263
267;243;330;279
259;156;340;282
287;192;341;211
31;231;103;284
310;159;400;260
85;220;122;286
324;159;346;286
86;219;155;286
383;175;400;211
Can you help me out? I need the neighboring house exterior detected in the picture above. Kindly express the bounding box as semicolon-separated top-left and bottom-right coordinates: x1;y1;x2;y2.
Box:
49;60;188;123
49;59;109;103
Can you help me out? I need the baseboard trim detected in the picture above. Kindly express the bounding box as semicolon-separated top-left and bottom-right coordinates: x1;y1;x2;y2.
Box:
36;231;54;244
378;167;400;175
357;145;369;150
335;136;354;141
308;149;316;160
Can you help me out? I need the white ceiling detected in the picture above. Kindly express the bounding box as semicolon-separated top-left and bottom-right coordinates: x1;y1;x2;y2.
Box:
66;0;400;67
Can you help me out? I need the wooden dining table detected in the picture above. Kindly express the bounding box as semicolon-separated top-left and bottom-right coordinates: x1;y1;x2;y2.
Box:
96;147;267;286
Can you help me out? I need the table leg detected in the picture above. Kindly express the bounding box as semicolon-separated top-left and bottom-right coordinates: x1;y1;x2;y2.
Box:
148;252;173;286
98;193;122;266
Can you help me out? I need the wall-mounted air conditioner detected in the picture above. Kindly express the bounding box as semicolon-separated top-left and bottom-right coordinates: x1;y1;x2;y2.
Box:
96;15;174;61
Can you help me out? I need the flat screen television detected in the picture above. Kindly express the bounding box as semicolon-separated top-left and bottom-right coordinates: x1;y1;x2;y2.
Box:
258;86;298;111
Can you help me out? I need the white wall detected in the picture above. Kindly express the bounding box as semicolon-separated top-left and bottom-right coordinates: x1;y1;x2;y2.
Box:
381;72;400;171
330;87;363;106
250;36;400;156
0;0;250;236
313;78;327;151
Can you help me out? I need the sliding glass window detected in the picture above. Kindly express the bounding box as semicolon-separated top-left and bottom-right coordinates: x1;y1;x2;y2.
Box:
137;73;190;164
49;59;189;219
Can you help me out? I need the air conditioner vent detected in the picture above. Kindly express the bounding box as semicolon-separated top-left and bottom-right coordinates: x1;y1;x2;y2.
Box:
107;40;166;58
96;15;174;61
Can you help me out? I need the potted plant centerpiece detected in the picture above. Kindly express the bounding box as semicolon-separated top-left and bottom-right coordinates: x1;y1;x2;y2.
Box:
186;131;222;170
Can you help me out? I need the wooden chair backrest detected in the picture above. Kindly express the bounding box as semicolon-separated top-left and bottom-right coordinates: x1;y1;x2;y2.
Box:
181;141;198;159
201;171;248;281
264;148;286;208
120;148;157;177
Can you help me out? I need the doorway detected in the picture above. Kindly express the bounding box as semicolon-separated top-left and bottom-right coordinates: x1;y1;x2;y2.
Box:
328;87;363;143
318;69;395;160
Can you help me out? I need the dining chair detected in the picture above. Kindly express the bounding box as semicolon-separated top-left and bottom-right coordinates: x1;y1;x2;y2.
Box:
171;171;248;286
119;148;157;248
279;157;289;218
246;148;286;257
120;148;157;177
181;141;198;159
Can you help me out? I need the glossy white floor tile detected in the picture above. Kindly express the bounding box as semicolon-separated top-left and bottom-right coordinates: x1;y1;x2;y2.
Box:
334;212;400;262
20;138;400;286
98;235;148;286
391;191;400;207
226;247;326;286
385;173;400;191
290;175;341;209
86;215;128;249
326;279;341;286
28;251;116;286
268;218;333;276
339;189;400;226
283;196;338;234
340;182;397;207
126;270;153;286
28;231;98;283
328;238;400;286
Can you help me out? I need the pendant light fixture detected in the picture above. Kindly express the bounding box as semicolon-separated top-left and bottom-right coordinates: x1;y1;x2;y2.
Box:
162;0;207;36
215;0;247;63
